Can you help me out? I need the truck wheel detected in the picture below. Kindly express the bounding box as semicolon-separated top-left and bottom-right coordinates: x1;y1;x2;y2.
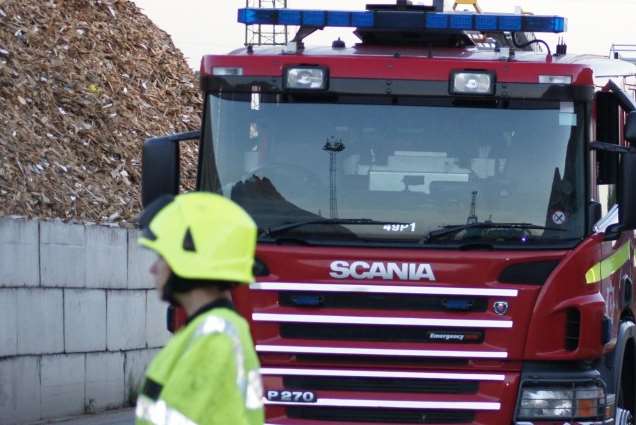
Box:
617;349;636;425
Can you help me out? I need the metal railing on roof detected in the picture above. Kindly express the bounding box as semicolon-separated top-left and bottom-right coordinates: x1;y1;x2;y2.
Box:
244;0;289;46
610;44;636;62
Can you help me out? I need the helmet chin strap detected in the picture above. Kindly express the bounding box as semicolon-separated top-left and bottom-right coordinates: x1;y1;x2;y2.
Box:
161;272;183;307
161;272;233;310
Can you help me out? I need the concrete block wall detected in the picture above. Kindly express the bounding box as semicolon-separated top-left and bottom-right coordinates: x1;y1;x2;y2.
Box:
0;217;171;425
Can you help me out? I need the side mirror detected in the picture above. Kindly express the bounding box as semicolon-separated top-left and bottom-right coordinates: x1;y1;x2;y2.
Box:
618;151;636;231
625;111;636;145
141;131;200;207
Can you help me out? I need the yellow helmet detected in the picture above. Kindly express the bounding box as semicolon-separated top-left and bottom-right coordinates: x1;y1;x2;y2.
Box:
138;192;257;284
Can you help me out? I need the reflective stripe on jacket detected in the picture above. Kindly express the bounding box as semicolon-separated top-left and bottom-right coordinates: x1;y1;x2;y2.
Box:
135;304;264;425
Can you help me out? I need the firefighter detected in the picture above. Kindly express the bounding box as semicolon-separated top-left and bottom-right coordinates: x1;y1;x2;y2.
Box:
134;192;264;425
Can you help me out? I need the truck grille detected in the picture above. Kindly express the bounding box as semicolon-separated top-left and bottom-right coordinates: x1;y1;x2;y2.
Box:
281;323;485;344
253;280;518;424
280;291;488;312
283;375;479;394
287;406;475;423
294;354;469;366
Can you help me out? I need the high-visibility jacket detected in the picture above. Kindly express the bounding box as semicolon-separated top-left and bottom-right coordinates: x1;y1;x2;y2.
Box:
135;299;264;425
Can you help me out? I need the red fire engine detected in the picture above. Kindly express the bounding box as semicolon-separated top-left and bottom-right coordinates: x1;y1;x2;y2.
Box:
141;2;636;423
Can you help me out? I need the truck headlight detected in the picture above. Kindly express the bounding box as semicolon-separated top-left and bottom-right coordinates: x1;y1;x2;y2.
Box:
517;384;606;420
285;66;328;90
450;71;495;95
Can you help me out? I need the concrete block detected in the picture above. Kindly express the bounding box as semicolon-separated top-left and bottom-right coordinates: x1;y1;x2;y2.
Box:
0;217;39;287
145;291;170;348
124;349;160;403
107;291;146;351
85;352;125;411
127;229;156;289
17;289;64;355
0;289;17;357
86;225;127;289
64;289;106;353
0;356;41;425
40;354;85;419
40;220;86;287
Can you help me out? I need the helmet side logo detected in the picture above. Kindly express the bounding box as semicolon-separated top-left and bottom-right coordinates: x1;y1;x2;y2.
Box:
182;227;197;252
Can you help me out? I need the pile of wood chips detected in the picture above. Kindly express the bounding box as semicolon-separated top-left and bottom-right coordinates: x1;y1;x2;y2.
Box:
0;0;201;224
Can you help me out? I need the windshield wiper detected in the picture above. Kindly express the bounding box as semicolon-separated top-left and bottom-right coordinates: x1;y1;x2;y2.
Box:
420;222;566;243
263;218;406;238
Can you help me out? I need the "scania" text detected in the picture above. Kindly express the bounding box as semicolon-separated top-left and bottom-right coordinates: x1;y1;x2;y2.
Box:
329;261;436;281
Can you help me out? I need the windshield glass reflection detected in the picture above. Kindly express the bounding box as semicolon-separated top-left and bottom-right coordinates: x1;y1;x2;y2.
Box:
200;93;585;246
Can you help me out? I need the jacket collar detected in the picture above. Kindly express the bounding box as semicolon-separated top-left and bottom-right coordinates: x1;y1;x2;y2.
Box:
186;298;235;325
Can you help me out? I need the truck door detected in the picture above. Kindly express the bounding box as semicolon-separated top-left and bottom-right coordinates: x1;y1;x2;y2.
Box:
594;90;633;347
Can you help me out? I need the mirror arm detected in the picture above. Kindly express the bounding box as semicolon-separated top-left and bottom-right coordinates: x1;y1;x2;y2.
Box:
590;141;631;154
155;131;201;144
604;223;624;241
606;80;636;112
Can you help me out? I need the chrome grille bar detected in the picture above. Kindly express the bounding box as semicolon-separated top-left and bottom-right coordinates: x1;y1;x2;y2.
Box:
253;313;512;328
251;282;518;297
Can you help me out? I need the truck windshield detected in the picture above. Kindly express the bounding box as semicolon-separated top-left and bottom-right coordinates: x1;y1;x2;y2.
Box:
200;93;585;247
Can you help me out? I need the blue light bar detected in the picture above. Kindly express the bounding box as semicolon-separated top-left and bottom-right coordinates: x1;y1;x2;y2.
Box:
303;10;326;26
278;10;301;26
351;11;375;28
426;13;449;30
474;15;497;31
523;16;566;33
450;14;473;30
237;8;566;33
327;11;350;27
498;15;522;32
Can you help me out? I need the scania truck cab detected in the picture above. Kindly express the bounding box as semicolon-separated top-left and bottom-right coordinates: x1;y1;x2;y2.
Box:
141;3;636;424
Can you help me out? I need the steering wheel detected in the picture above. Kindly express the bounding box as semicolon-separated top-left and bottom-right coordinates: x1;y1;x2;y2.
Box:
241;162;325;199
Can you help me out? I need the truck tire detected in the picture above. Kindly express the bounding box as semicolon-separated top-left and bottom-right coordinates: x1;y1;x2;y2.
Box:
617;337;636;425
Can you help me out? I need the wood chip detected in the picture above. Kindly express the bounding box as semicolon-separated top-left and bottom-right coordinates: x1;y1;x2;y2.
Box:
0;0;201;224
